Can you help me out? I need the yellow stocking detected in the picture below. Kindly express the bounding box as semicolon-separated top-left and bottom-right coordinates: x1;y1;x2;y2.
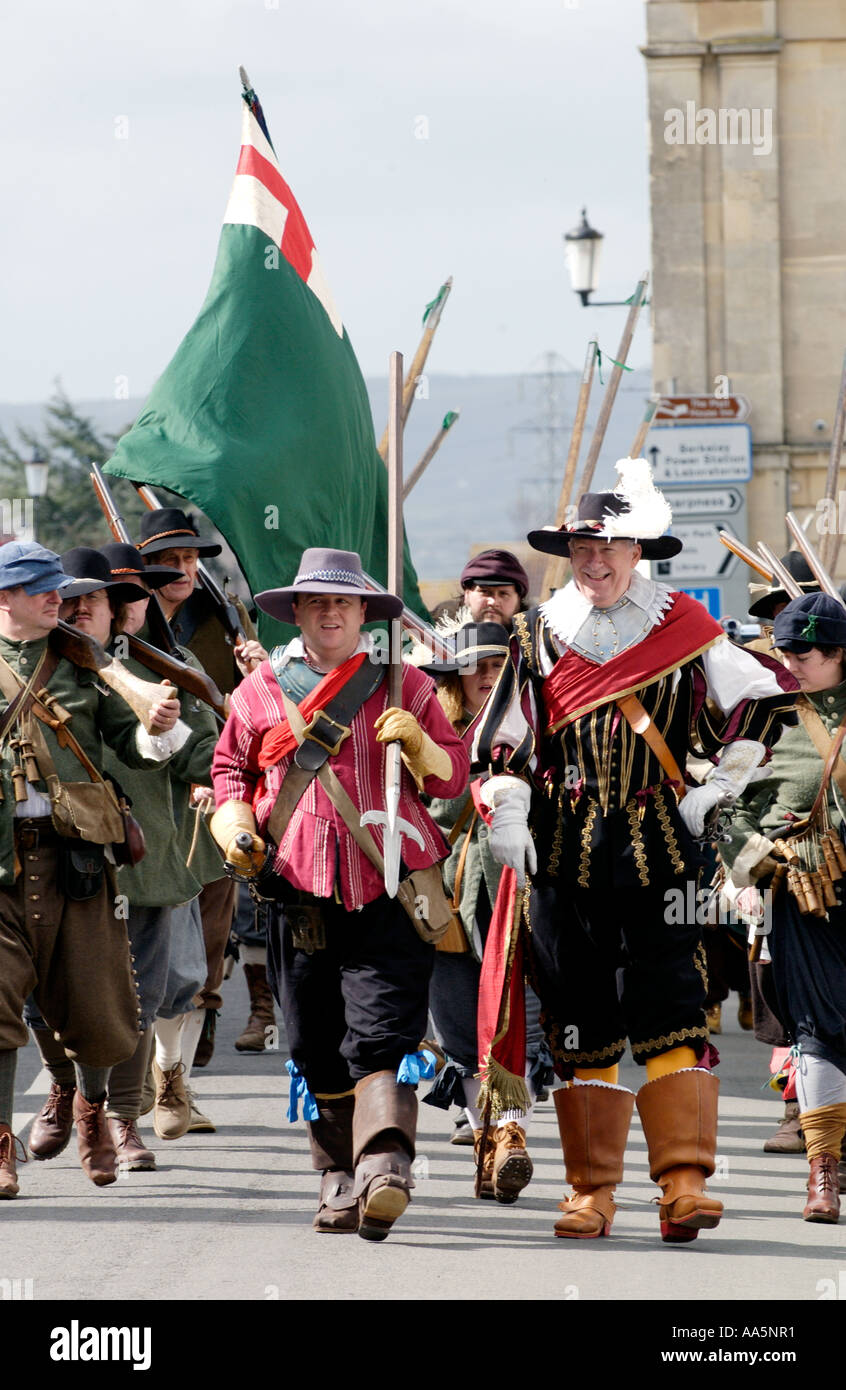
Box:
573;1065;620;1085
645;1046;698;1081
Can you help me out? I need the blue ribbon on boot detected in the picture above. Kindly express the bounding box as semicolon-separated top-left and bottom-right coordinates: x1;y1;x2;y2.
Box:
285;1060;319;1122
396;1049;437;1085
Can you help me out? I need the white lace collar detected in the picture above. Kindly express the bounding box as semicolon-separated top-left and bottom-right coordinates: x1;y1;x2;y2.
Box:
539;571;674;646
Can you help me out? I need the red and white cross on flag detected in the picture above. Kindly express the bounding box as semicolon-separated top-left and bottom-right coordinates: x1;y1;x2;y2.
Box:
224;103;343;337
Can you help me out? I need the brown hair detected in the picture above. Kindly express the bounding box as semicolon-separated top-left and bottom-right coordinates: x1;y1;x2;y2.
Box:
436;674;468;733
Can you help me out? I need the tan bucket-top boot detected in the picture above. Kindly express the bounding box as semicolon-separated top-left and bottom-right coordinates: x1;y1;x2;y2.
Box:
553;1084;635;1238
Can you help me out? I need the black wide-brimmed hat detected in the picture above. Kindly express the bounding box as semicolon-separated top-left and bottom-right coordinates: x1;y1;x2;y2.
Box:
256;548;402;624
60;547;150;603
460;550;530;598
424;621;510;674
773;593;846;652
136;508;222;558
748;551;819;620
527;458;682;562
100;542;184;591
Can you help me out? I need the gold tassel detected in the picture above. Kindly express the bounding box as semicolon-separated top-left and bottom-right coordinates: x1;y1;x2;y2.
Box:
475;1053;531;1122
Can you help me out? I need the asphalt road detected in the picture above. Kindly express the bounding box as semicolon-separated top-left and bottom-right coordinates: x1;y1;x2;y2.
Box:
3;968;845;1306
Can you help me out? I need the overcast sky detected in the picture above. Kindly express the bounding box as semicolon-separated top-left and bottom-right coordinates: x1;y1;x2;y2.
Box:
1;0;651;406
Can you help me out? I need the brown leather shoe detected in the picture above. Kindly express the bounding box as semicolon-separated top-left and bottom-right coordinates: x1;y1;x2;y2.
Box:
73;1094;118;1187
0;1123;24;1198
804;1153;841;1223
492;1122;533;1204
313;1169;359;1233
234;964;276;1052
705;1004;722;1034
737;994;754;1031
29;1082;76;1160
152;1060;191;1140
108;1118;156;1171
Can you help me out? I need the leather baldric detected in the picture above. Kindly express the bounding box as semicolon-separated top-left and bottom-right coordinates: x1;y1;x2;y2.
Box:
0;649;59;746
616;691;687;799
797;696;846;814
266;655;384;846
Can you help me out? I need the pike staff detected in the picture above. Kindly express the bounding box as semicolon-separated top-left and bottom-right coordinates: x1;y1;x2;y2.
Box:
361;351;423;896
377;278;453;462
576;274;649;499
541;337;598;598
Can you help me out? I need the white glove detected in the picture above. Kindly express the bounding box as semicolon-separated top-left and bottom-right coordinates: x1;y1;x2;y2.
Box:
678;739;766;838
678;782;724;838
482;777;537;889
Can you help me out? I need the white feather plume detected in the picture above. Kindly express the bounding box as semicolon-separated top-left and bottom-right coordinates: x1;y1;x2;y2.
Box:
605;457;673;540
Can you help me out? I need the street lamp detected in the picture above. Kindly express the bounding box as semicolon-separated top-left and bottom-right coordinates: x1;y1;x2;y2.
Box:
25;447;49;541
563;208;643;307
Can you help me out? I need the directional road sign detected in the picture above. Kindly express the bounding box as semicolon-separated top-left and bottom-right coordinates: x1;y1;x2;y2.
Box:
646;424;752;485
655;395;750;423
654;521;739;583
667;487;744;518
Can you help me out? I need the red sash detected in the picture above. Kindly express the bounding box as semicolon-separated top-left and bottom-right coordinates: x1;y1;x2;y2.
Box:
258;650;368;769
543;592;722;733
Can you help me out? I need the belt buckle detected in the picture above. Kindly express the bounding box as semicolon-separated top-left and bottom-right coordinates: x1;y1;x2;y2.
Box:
300;708;351;758
16;821;43;851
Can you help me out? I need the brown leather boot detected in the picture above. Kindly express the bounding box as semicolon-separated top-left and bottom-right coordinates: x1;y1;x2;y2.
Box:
473;1127;496;1199
800;1103;846;1220
804;1153;840;1223
29;1082;76;1160
108;1118;156;1171
152;1060;190;1140
492;1121;533;1204
0;1123;23;1199
307;1094;358;1234
763;1100;805;1154
352;1071;417;1242
636;1068;723;1243
234;964;277;1052
553;1084;635;1238
192;1010;217;1069
73;1093;118;1187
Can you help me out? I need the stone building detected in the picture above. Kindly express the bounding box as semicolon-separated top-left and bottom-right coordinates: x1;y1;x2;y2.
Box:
643;1;846;567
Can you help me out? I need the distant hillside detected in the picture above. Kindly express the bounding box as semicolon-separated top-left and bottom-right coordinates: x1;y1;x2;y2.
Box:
0;369;651;585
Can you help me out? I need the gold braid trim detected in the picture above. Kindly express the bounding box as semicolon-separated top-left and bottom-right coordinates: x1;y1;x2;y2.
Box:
513;611;533;665
626;799;650;886
548;1030;627;1065
693;942;708;992
631;1026;708;1057
656;787;686;875
577;798;599;888
548;785;565;878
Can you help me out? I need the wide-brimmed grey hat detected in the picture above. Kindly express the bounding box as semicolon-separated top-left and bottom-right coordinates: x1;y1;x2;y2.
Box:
256;548;402;624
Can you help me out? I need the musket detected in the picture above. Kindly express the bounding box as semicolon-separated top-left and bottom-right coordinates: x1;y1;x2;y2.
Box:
360;570;453;665
786;511;846;607
756;542;803;599
89;461;183;657
360;352;424;897
718;531;773;583
132;482;254;659
49;620;178;733
122;634;228;723
88;463;228;720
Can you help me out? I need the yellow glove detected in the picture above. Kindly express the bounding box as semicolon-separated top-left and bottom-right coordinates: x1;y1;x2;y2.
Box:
209;799;266;876
374;707;452;791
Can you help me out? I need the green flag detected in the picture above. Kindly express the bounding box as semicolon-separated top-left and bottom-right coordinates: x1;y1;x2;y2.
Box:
105;79;428;649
